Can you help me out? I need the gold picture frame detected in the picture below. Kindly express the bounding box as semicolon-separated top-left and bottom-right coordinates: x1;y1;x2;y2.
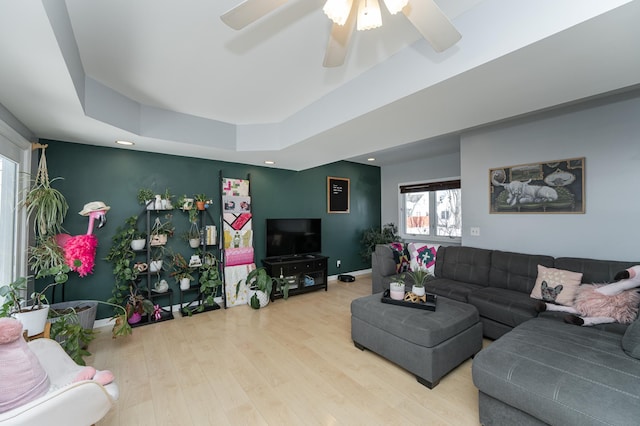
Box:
489;157;585;214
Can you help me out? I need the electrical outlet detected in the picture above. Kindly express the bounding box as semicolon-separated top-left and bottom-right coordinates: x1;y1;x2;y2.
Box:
337;260;341;268
470;227;480;236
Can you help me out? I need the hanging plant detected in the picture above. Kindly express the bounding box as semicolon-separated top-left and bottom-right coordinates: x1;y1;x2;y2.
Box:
21;145;68;237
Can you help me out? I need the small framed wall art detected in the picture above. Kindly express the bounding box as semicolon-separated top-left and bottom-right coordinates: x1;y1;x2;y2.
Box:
489;157;585;214
327;176;350;213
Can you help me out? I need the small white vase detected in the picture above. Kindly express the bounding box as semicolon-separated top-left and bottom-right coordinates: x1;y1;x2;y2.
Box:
180;278;191;291
389;282;405;300
412;285;426;297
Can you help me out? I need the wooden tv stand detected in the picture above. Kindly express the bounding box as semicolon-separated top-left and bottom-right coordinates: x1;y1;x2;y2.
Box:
261;254;328;300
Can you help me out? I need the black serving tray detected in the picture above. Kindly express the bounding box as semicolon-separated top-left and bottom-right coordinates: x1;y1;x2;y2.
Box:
381;289;437;311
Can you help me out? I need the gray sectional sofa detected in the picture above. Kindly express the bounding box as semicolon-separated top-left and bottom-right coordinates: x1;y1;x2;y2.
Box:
370;244;640;425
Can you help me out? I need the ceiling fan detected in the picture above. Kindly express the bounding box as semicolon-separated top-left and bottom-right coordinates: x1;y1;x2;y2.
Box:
221;0;461;67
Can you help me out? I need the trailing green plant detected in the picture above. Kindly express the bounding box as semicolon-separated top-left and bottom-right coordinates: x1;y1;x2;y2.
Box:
105;216;142;308
360;222;402;262
20;148;69;238
49;307;96;365
28;235;67;274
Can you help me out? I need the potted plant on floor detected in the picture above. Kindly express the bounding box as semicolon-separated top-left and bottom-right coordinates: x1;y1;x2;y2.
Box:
360;223;401;262
239;267;290;309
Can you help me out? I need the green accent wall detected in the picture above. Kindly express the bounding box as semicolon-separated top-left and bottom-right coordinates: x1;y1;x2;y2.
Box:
40;140;381;319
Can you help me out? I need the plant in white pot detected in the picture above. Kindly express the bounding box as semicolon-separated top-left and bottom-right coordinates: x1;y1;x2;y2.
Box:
403;268;432;297
389;279;406;300
238;267;290;309
0;265;70;337
169;252;195;291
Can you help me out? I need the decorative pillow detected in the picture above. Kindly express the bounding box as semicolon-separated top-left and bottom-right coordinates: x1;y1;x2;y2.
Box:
622;318;640;359
408;243;439;274
389;242;410;274
530;265;583;306
0;318;50;413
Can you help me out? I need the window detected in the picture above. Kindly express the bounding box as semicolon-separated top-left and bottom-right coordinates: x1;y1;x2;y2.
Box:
399;178;461;241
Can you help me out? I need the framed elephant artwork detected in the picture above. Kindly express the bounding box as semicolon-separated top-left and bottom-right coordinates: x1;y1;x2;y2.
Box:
489;157;585;214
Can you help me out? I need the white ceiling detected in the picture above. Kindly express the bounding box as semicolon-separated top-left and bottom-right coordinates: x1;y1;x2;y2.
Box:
1;0;639;170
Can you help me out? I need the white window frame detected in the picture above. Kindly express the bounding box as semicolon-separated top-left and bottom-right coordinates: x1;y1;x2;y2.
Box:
0;120;32;285
398;176;462;244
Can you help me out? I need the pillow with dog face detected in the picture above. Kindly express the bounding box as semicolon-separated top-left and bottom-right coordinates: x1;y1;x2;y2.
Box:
530;265;582;306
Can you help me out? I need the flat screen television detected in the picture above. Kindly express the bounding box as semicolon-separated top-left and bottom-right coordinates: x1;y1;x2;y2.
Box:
266;218;322;258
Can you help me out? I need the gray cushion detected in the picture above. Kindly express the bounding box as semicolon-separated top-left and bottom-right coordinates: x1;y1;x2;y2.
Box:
435;246;492;286
554;257;638;283
622;318;640;359
489;250;554;293
350;292;479;348
426;278;483;302
473;318;640;426
467;287;538;328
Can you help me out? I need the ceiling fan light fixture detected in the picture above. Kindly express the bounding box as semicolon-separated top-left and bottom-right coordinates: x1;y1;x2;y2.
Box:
382;0;408;15
323;0;354;26
357;0;382;31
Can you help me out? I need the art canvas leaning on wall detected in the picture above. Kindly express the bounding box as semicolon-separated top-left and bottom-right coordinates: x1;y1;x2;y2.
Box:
489;157;585;214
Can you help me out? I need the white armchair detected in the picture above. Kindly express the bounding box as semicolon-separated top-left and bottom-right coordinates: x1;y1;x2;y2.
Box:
0;338;118;425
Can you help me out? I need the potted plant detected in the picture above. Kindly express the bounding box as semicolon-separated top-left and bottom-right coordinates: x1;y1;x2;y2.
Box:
239;267;290;309
0;264;70;337
169;252;195;290
162;188;174;210
403;268;432;297
389;279;406;300
124;286;154;324
149;246;166;273
137;188;154;209
150;214;174;246
197;253;223;309
194;194;207;211
182;222;201;248
360;223;402;262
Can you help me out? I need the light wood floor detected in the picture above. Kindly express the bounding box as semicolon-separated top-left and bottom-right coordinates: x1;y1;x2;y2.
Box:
89;275;481;425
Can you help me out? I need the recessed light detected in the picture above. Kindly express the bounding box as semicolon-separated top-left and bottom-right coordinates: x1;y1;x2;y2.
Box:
367;157;375;162
264;160;275;165
115;140;134;146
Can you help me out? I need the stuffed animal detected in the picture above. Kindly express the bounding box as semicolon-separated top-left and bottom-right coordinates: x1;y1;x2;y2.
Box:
537;265;640;326
0;318;114;414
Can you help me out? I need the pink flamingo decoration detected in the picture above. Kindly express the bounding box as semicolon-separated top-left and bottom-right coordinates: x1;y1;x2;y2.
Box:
56;201;110;277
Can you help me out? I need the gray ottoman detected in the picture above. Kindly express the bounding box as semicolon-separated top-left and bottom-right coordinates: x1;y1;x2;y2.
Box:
351;292;483;388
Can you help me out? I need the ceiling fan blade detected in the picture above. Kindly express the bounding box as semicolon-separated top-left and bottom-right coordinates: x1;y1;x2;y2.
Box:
402;0;461;52
221;0;290;30
323;6;357;68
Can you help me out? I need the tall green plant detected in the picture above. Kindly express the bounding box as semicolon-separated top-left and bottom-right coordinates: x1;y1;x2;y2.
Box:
360;223;402;262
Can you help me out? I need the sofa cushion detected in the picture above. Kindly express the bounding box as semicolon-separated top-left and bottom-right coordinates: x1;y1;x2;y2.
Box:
426;278;483;303
554;257;638;284
622;318;640;359
435;246;492;287
468;287;539;328
389;242;410;273
473;318;640;426
489;250;554;293
530;265;583;306
407;242;438;274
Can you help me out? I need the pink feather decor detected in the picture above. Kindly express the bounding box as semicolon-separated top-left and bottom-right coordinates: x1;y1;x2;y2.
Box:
62;234;98;277
574;284;640;324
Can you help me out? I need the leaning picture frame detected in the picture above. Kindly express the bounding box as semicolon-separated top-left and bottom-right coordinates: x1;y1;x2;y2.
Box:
489;157;585;214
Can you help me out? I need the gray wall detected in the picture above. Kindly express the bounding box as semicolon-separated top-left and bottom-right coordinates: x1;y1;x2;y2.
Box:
381;90;640;261
381;146;461;228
